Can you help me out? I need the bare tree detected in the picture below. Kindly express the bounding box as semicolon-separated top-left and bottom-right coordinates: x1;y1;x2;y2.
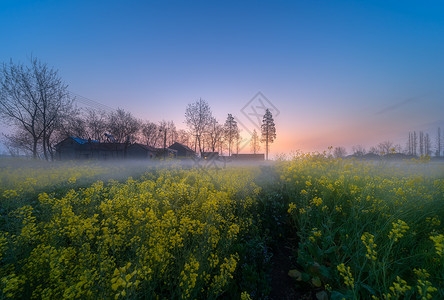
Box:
352;144;366;156
224;113;239;156
84;109;107;142
106;108;140;142
368;146;379;155
0;58;74;159
141;121;161;147
419;131;424;156
167;121;178;146
333;146;347;158
2;129;36;157
185;98;213;154
377;140;394;155
176;129;191;147
413;131;417;156
235;130;242;155
436;127;441;157
157;120;178;149
424;133;431;156
250;129;261;154
261;109;276;160
206;117;223;152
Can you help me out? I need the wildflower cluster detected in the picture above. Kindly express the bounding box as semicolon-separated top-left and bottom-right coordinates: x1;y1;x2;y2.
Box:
337;263;354;289
429;234;444;257
361;232;377;261
388;219;409;242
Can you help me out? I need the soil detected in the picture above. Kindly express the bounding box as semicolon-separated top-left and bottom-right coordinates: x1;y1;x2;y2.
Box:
269;238;315;300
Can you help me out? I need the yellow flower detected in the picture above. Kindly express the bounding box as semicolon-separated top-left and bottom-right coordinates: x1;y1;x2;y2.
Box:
388;219;409;242
429;234;444;257
337;263;354;289
361;232;377;261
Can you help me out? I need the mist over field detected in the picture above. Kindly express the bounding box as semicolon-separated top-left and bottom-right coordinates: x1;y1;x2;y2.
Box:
1;1;444;298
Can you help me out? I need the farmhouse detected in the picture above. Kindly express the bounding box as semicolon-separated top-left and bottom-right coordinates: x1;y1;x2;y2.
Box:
55;137;184;160
126;143;157;159
168;142;196;158
55;137;128;160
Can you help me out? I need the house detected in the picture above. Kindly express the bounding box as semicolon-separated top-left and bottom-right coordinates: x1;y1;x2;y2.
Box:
201;152;219;160
168;142;196;158
55;137;128;160
155;147;178;159
127;143;157;159
55;137;182;160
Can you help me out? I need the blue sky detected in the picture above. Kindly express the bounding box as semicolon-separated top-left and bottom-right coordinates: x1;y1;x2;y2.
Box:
1;0;444;154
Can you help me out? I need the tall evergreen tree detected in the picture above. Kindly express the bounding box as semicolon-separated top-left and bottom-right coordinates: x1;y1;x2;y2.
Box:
224;114;239;156
261;109;276;160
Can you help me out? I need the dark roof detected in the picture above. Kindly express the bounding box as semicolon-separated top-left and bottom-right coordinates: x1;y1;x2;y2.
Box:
169;142;194;152
129;143;157;152
71;137;99;144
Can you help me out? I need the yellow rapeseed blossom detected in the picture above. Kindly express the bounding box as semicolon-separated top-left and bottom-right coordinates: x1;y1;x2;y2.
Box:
429;234;444;257
311;196;323;207
309;228;322;242
361;232;377;261
288;203;297;214
388;219;409;242
337;263;354;289
386;276;411;298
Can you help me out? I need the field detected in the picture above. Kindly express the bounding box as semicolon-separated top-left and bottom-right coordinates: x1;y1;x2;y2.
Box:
0;156;443;299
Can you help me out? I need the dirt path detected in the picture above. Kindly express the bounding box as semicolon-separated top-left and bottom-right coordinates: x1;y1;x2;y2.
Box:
269;238;315;300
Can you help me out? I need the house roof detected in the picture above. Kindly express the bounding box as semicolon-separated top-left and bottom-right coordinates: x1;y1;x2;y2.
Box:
169;142;194;153
129;143;157;152
71;137;99;144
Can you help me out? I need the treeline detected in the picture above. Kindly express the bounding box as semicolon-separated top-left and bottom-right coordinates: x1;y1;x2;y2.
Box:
332;128;443;159
1;58;277;160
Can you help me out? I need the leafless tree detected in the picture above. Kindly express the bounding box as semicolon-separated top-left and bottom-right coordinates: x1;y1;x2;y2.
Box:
368;146;379;155
158;120;178;149
84;109;107;142
0;58;74;159
2;129;36;157
377;140;395;155
106;108;141;143
333;146;347;158
352;144;366;156
141;121;161;147
413;131;417;156
424;133;431;156
419;131;424;156
206;117;223;152
436;127;441;157
250;129;261;154
185;98;213;154
176;129;191;147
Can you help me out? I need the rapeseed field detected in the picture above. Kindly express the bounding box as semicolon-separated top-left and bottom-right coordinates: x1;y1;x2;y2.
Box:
0;156;442;299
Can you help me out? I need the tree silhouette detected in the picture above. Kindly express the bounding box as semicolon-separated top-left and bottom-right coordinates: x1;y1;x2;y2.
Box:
250;129;261;154
224;114;239;156
185;98;213;154
0;58;74;159
260;109;276;160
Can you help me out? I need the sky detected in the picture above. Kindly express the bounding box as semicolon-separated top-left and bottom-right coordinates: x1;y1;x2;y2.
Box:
1;0;444;155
